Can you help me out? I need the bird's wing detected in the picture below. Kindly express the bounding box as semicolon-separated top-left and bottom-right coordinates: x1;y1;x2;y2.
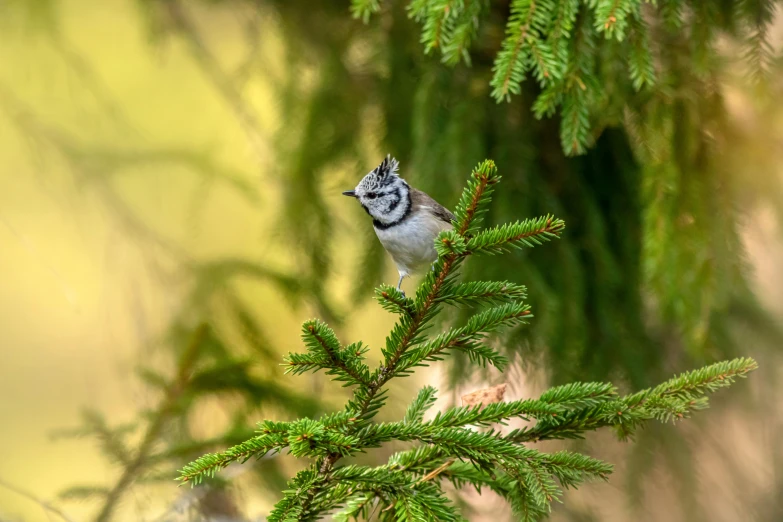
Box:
410;188;456;226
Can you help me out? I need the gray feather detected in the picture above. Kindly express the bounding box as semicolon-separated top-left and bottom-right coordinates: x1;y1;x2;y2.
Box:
410;188;456;225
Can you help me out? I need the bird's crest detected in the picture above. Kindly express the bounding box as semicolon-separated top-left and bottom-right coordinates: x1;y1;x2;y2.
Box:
358;154;401;191
374;154;400;181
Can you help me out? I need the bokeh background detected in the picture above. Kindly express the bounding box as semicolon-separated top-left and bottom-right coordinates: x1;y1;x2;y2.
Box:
1;0;782;521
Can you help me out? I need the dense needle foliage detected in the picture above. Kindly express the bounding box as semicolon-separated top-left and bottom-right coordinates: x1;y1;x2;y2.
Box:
179;161;757;521
248;0;783;389
352;0;778;154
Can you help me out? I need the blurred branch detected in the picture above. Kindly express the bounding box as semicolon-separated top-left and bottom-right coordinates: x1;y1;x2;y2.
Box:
192;259;303;297
0;82;188;262
1;76;341;321
152;456;262;522
233;7;264;89
161;0;270;164
94;323;208;522
69;146;260;203
49;31;138;136
0;82;259;265
0;477;76;522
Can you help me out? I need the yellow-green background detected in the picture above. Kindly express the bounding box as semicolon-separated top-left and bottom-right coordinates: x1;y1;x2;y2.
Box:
1;1;782;521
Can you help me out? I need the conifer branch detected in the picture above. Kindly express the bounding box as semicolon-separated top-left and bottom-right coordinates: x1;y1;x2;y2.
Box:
591;0;640;40
491;0;537;101
350;0;381;23
422;0;456;53
284;319;371;387
627;11;656;90
548;0;579;58
432;399;561;427
350;0;779;155
738;0;776;84
465;215;566;255
404;385;438;424
453;159;500;235
407;0;430;22
292;160;506;511
441;0;483;66
397;302;531;372
180;160;757;521
538;381;617;409
508;358;759;443
434;281;528;307
375;284;414;316
267;469;322;522
178;432;289;485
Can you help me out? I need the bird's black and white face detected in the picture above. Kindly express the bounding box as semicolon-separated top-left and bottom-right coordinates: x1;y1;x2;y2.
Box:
343;155;411;226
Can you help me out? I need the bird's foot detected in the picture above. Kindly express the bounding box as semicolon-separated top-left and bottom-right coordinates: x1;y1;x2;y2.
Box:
396;273;406;298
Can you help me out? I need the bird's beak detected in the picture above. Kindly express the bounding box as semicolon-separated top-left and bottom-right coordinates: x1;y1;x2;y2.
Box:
342;190;357;197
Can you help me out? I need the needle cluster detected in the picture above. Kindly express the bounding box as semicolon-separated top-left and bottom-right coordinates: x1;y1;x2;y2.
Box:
179;160;756;521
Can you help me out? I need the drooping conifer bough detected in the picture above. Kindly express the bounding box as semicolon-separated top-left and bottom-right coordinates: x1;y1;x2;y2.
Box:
352;0;778;155
178;160;757;521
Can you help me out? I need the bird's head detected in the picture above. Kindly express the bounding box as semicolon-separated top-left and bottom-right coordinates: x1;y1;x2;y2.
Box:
343;155;410;225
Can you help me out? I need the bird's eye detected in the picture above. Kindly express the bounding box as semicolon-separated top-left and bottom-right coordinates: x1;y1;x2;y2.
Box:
366;192;377;199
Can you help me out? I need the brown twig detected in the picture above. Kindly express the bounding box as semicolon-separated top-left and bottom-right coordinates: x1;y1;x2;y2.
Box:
416;459;456;484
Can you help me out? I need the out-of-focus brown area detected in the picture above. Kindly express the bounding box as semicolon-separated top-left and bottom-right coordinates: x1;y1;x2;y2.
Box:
0;1;782;521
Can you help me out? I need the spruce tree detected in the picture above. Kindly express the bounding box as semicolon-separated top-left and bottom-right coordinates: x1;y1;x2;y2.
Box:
179;160;757;521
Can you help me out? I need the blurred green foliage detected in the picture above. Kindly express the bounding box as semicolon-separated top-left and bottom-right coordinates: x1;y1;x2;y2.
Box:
1;0;782;521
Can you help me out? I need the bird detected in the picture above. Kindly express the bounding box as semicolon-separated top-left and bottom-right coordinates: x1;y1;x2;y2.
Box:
343;155;456;295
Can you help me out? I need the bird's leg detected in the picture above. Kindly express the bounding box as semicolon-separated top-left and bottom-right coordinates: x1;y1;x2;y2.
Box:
396;272;406;298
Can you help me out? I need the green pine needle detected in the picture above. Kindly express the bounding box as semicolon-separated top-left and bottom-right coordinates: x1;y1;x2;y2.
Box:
179;160;758;520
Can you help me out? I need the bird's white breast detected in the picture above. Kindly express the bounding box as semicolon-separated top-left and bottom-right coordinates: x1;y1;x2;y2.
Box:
374;210;452;277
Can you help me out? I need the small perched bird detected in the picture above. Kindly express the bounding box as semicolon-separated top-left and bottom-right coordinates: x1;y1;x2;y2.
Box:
343;155;456;294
